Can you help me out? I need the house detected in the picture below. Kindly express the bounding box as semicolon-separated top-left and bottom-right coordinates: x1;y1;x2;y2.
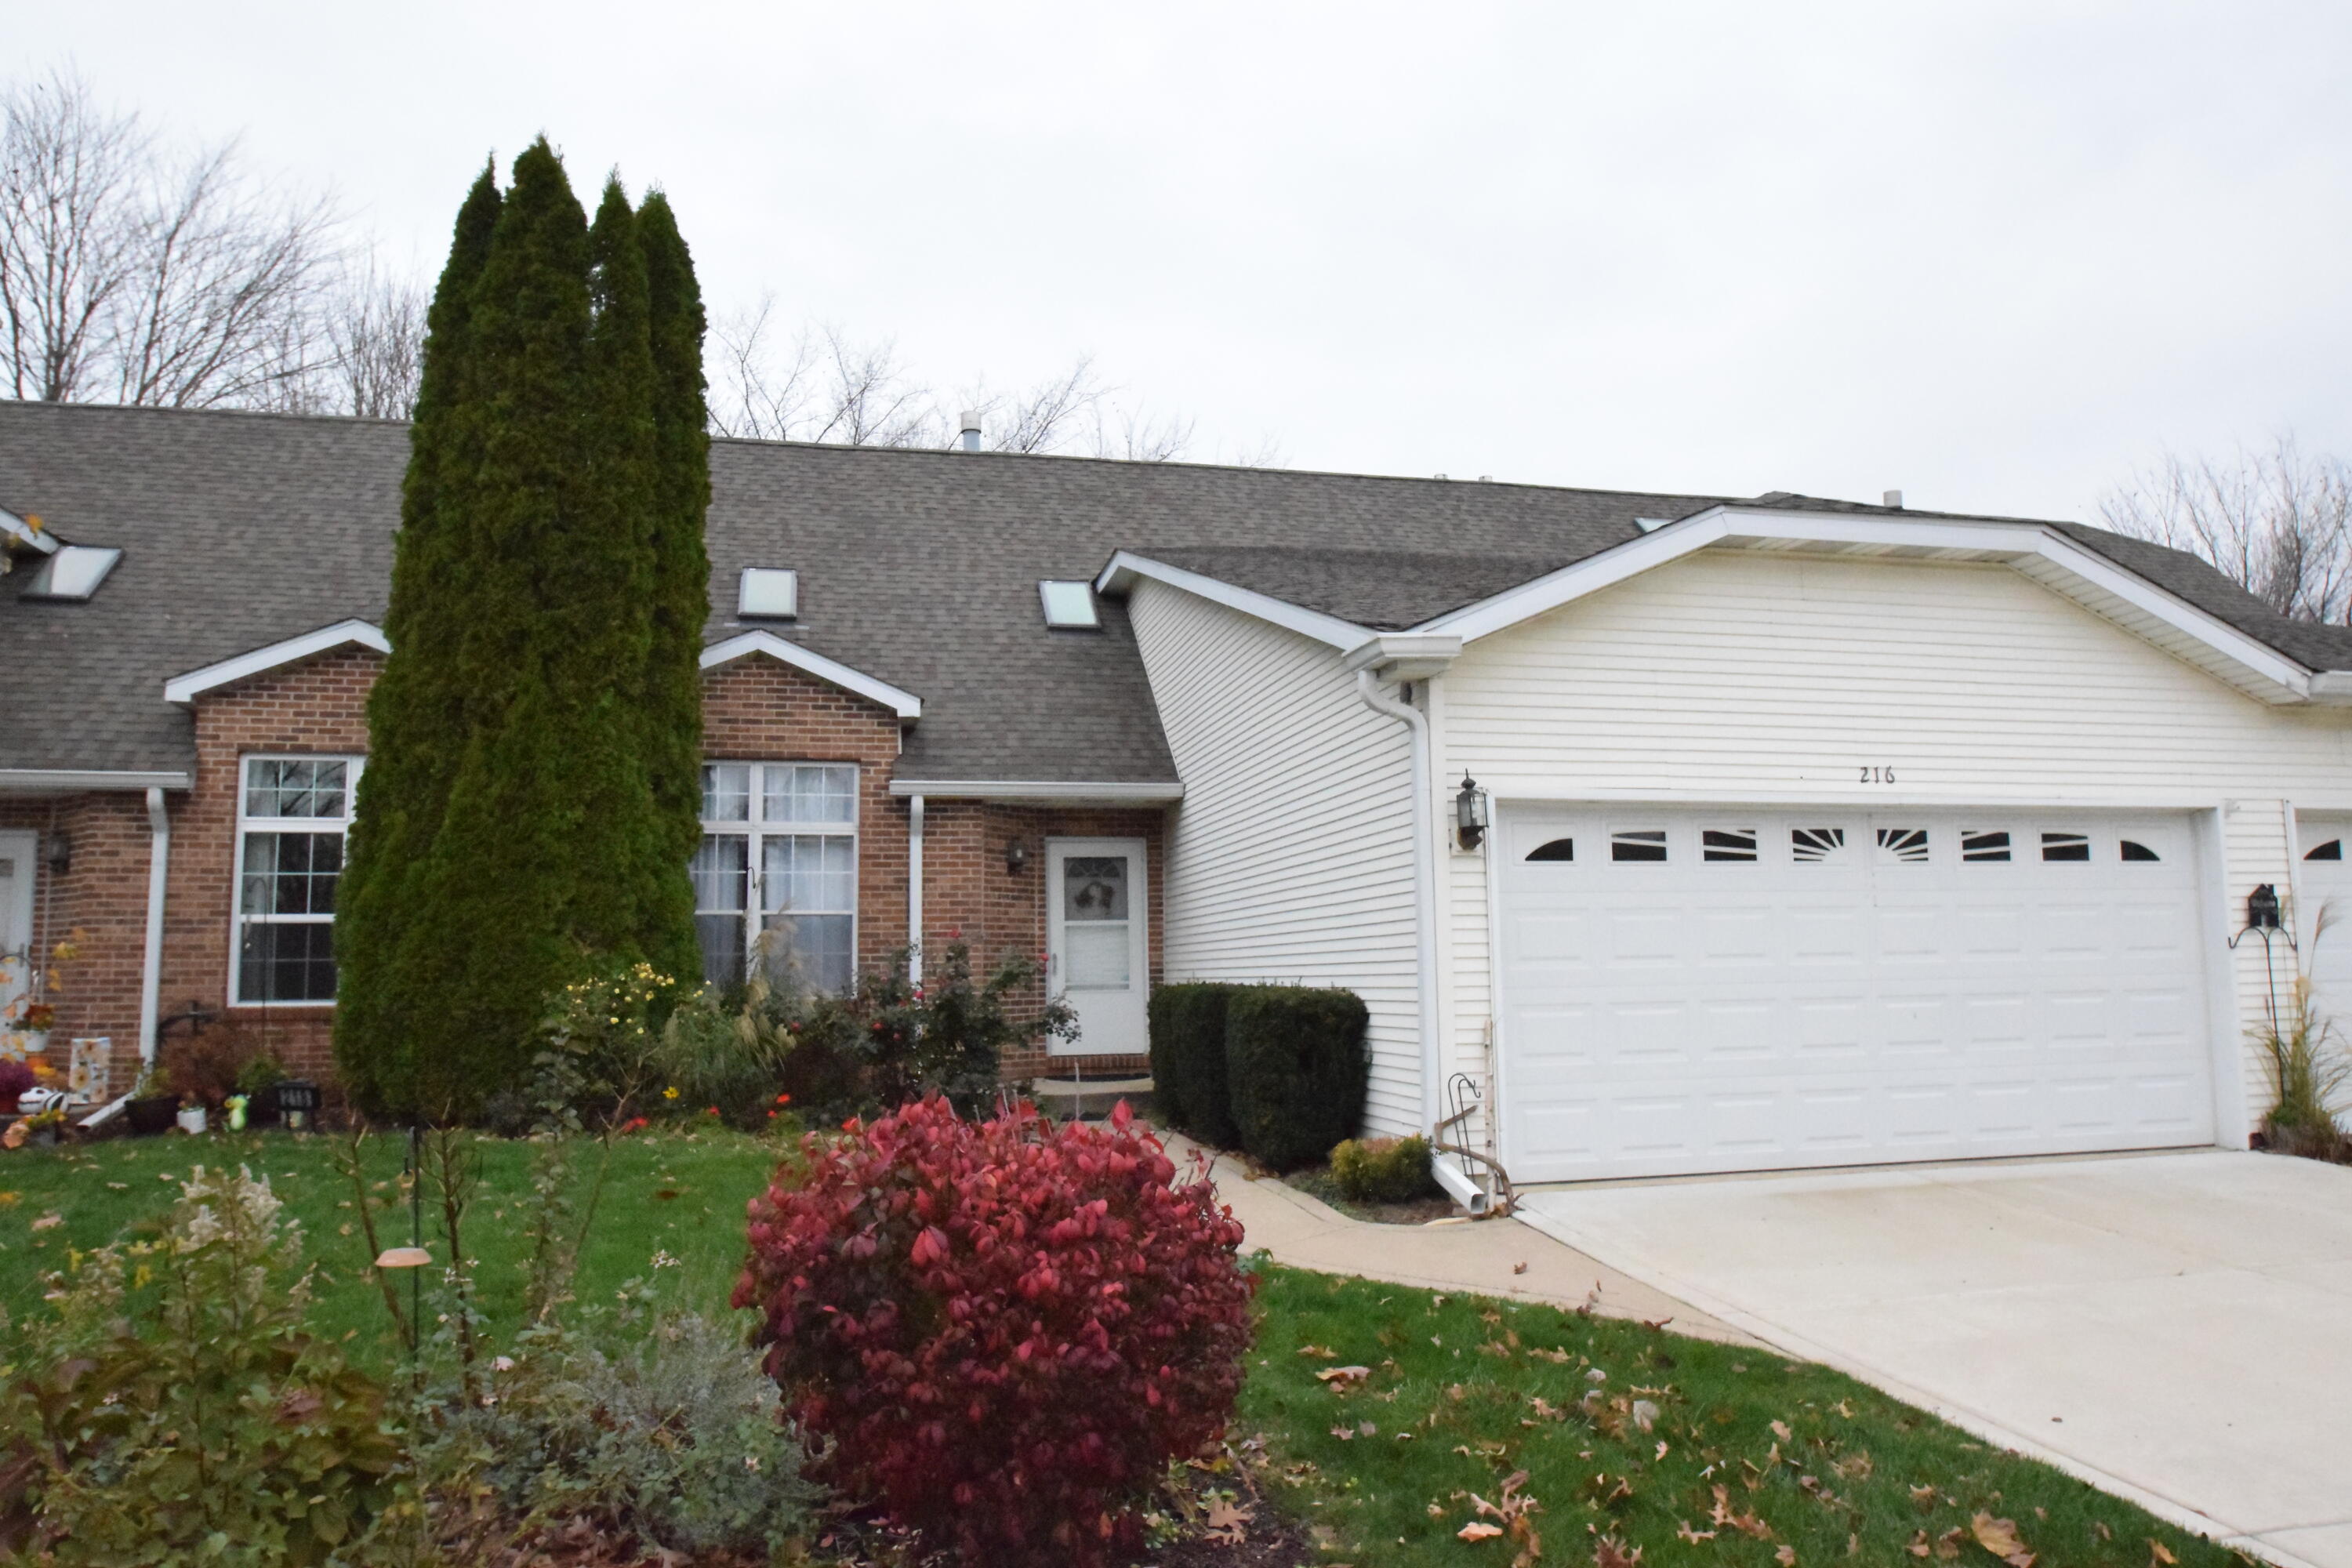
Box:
5;401;2350;1197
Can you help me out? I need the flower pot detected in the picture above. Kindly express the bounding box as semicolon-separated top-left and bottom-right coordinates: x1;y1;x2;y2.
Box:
126;1097;177;1136
22;1032;48;1058
176;1105;208;1135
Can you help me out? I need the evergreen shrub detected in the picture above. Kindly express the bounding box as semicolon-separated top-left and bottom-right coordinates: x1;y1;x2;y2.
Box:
1223;985;1369;1171
734;1097;1255;1566
1146;982;1240;1147
1330;1134;1437;1203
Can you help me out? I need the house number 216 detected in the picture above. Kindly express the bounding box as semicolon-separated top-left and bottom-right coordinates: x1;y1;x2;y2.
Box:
1858;765;1896;784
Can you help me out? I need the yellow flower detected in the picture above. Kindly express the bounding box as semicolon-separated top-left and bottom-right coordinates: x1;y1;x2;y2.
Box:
662;1086;679;1100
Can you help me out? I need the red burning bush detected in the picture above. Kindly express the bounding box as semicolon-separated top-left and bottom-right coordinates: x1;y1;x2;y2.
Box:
732;1095;1255;1565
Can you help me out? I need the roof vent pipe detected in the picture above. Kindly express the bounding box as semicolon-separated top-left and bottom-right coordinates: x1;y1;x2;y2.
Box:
958;411;982;452
1882;489;1904;509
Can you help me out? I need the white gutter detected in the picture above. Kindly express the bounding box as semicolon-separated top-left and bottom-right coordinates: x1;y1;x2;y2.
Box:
907;794;924;985
139;787;169;1065
0;769;191;794
885;779;1184;802
1354;670;1442;1142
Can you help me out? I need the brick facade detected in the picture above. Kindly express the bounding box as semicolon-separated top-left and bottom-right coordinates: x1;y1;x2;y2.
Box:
7;646;1160;1097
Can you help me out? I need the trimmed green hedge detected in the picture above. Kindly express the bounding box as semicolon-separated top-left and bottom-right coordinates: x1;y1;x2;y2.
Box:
1148;983;1240;1149
1223;985;1368;1171
1330;1134;1436;1203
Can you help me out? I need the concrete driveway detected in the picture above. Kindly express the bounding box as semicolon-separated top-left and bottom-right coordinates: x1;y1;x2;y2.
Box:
1515;1151;2352;1568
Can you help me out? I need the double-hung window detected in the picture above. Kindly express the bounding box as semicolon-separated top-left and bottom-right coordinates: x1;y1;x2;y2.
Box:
234;756;361;1004
693;762;858;993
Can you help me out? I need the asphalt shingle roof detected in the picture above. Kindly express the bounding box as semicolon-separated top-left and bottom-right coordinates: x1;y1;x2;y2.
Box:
5;402;2348;782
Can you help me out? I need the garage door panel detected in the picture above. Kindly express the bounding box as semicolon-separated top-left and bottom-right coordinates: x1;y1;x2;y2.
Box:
1500;807;2216;1183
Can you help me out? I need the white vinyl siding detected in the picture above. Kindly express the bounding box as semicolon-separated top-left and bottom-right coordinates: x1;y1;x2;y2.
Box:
1433;547;2352;1142
1127;580;1425;1134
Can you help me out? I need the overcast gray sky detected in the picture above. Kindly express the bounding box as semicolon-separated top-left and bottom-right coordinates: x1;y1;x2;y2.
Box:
13;2;2351;520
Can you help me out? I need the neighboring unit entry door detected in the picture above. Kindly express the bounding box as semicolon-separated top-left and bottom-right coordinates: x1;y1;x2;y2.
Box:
0;832;34;1024
1046;837;1149;1057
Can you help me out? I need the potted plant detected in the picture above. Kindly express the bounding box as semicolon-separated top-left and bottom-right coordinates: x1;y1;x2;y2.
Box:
176;1098;208;1135
15;1000;54;1059
234;1051;287;1127
24;1105;67;1147
126;1065;177;1136
0;1058;34;1118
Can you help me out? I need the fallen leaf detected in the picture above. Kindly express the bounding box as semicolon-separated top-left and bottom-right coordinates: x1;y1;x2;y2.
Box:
1907;1530;1933;1559
1936;1527;1965;1560
1203;1497;1251;1544
30;1213;60;1232
1512;1260;1529;1275
1297;1343;1338;1359
2147;1544;2176;1568
1595;1538;1642;1567
1771;1419;1794;1442
1632;1399;1660;1432
1316;1365;1371;1387
1777;1548;1798;1566
1329;1426;1355;1441
1971;1512;2035;1568
1678;1523;1720;1543
1460;1522;1504;1541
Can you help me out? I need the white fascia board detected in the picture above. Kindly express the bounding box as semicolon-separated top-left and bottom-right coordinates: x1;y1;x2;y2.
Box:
699;630;922;720
1094;551;1372;652
886;779;1183;802
1;505;60;556
1415;506;2317;702
2309;672;2352;706
163;619;389;706
0;768;191;793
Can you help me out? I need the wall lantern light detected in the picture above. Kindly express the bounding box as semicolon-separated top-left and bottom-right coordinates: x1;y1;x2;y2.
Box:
1455;773;1486;852
1005;838;1029;875
42;832;70;877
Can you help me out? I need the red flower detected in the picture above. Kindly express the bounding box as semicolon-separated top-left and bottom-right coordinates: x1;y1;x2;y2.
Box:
775;1093;792;1105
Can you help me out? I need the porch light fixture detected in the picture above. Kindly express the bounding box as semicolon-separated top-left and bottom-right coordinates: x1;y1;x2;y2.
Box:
42;832;69;876
1454;773;1486;852
1005;837;1029;875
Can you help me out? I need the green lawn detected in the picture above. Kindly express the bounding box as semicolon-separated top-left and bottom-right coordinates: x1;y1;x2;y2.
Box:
1240;1267;2239;1567
0;1133;2249;1566
0;1126;783;1359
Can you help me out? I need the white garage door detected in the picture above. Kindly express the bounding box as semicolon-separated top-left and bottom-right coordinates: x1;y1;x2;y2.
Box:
1496;808;2216;1183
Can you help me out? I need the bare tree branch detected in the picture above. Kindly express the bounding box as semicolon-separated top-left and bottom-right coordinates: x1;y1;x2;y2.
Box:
2100;435;2352;623
0;67;147;401
323;253;424;418
0;66;341;411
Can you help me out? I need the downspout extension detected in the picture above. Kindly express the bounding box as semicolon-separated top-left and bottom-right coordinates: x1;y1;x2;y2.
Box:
907;794;925;986
139;786;169;1065
1354;670;1442;1147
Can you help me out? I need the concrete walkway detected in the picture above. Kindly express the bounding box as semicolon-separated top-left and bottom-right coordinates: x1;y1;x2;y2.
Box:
1178;1138;1753;1343
1517;1150;2352;1568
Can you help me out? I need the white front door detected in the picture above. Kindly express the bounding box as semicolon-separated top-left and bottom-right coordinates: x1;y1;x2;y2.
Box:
0;832;34;1025
1046;837;1149;1057
1496;807;2216;1183
2294;816;2352;1045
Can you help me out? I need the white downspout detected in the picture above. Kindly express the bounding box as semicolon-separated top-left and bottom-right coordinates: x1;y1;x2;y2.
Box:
1354;670;1442;1143
906;794;924;986
139;786;169;1065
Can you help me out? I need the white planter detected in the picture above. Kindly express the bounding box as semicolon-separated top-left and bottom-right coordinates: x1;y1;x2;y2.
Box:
21;1032;47;1058
176;1106;207;1135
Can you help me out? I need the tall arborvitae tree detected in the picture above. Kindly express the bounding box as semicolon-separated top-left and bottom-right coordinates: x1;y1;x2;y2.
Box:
334;165;502;1112
336;143;704;1116
636;189;712;985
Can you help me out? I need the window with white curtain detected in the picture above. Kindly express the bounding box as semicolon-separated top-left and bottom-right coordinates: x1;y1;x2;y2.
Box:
234;755;361;1004
693;762;858;993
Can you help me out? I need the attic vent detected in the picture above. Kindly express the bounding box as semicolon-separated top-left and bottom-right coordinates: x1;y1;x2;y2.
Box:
1039;580;1100;630
737;568;798;619
18;545;121;601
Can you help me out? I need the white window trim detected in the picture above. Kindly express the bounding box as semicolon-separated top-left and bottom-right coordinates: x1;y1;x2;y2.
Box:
698;761;861;991
230;753;363;1007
